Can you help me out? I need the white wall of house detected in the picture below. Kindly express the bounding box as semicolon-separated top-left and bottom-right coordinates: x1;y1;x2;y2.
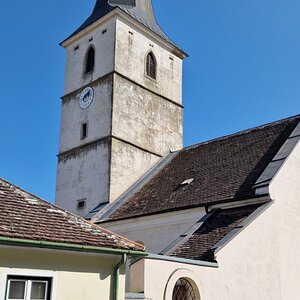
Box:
128;142;300;300
0;246;126;300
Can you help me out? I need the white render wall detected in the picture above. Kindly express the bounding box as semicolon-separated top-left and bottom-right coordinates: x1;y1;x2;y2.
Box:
56;142;110;217
109;138;158;203
63;18;116;95
268;141;300;299
0;247;126;300
115;19;183;104
128;142;300;300
112;74;183;155
58;77;112;153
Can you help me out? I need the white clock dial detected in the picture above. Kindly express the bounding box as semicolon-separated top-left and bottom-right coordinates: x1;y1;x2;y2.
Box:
79;87;94;109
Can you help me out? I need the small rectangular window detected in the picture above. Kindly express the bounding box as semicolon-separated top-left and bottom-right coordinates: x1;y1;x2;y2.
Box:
81;123;88;140
6;277;51;300
77;199;86;209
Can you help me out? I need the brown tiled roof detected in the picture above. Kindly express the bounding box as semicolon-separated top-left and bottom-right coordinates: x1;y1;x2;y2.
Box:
0;179;144;252
170;204;263;262
109;115;300;220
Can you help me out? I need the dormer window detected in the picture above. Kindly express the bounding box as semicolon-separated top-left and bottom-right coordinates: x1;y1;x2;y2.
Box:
146;52;156;80
84;46;95;75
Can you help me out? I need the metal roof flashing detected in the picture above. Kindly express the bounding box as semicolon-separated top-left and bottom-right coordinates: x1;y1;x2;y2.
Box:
254;120;300;196
130;254;219;268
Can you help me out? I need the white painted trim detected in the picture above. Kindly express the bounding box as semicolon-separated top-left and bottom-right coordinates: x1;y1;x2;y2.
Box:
0;269;58;300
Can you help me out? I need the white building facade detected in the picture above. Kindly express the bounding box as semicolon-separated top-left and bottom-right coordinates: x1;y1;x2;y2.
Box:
54;1;300;299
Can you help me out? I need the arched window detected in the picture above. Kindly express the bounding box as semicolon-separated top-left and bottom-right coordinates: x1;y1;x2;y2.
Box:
172;278;196;300
84;47;95;74
146;52;156;79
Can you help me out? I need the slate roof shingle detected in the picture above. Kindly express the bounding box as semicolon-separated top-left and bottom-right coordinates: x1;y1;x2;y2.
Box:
108;115;300;221
0;178;144;252
170;204;264;262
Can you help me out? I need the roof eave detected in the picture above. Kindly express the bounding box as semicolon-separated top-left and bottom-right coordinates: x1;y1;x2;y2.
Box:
60;8;118;47
60;8;188;59
0;236;147;257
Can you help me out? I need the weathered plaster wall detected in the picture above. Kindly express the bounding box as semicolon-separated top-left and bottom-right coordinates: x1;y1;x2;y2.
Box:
109;138;159;203
115;19;183;104
56;13;184;215
56;141;110;217
0;247;125;300
59;76;113;154
63;18;116;95
128;143;300;300
112;74;183;155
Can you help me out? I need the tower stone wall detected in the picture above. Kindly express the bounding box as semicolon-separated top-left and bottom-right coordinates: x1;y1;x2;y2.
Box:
55;3;186;217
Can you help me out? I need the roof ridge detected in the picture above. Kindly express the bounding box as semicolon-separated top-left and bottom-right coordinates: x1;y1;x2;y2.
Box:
0;178;145;251
184;114;300;151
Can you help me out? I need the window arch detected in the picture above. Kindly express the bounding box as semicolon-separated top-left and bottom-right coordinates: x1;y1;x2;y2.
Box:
172;278;196;300
84;46;95;74
146;51;156;79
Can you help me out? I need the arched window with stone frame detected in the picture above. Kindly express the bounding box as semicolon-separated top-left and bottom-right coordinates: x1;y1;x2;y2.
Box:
145;51;157;80
84;46;95;75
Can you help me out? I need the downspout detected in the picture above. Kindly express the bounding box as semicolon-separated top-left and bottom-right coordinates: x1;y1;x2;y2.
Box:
113;253;127;300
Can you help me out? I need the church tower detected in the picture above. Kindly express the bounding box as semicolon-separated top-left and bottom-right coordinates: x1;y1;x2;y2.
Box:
55;0;187;216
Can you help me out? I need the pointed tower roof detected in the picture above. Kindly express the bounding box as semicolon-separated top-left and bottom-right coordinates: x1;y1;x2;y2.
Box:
63;0;178;48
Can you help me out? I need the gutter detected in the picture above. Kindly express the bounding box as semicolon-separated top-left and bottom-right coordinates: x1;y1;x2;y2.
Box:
114;254;127;300
0;236;148;257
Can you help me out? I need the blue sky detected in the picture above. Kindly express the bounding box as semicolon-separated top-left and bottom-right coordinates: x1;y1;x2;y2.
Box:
0;0;299;202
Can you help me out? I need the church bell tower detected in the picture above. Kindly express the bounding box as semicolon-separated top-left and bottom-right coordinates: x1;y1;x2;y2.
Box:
55;0;187;216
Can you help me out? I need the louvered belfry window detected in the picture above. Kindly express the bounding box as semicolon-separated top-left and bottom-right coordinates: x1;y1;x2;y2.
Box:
172;278;196;300
85;47;95;74
146;52;156;79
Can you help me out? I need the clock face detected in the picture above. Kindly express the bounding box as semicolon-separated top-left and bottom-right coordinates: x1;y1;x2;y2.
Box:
79;87;94;109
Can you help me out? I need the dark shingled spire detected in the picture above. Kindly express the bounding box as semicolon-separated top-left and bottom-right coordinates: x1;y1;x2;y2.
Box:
63;0;176;47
